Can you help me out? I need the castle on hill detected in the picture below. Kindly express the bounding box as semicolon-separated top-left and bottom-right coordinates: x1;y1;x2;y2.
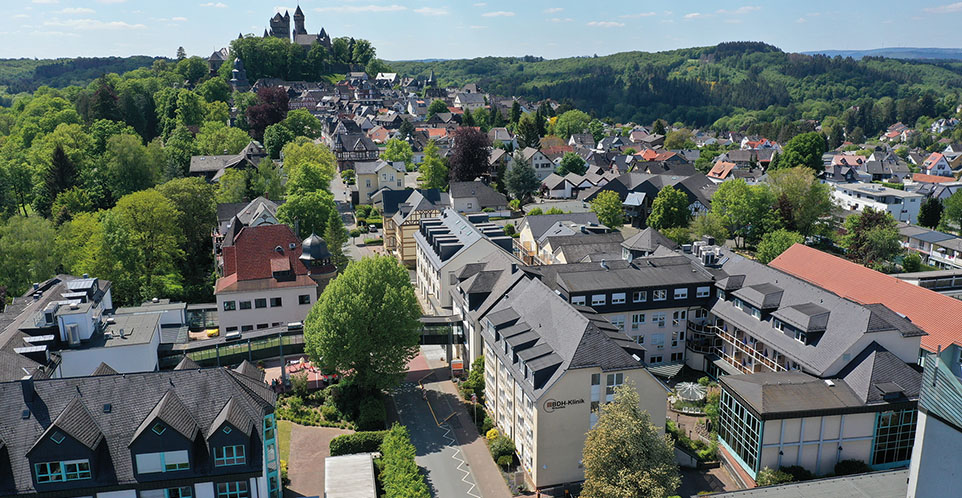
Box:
265;6;332;50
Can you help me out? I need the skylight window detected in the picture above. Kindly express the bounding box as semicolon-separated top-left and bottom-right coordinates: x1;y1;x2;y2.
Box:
151;422;166;436
51;431;65;444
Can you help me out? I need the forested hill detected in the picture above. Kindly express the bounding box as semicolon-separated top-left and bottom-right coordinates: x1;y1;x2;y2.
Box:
0;56;163;94
390;42;962;127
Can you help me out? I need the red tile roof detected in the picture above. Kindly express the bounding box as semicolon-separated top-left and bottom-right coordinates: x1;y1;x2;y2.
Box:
770;244;960;352
708;161;735;179
220;224;307;282
912;173;956;184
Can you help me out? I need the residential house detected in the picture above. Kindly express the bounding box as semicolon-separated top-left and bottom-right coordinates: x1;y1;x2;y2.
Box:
514;213;604;265
377;189;450;266
479;276;666;490
414;210;514;313
620;227;679;260
514;147;555;181
214;197;281;258
449;181;509;214
453;93;485;111
488;127;518;150
920;152;952;177
0;367;280;498
540;173;576;199
831;183;923;223
353;160;405;204
215;225;325;334
332;134;379;170
896;224;962;270
583;173;715;227
568;133;595;149
189;142;267;182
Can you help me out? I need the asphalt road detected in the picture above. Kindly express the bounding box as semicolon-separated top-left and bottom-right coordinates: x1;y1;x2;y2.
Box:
393;381;481;498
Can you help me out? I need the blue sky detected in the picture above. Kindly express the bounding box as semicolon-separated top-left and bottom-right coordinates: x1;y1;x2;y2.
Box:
4;0;962;60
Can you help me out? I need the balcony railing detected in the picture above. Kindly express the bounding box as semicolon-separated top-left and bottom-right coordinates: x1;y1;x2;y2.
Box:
715;327;785;373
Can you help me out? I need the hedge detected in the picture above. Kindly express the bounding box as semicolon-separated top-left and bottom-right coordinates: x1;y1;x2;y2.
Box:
329;431;388;456
380;424;430;498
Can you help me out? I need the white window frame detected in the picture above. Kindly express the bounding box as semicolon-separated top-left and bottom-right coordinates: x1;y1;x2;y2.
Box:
612;292;626;304
674;288;688;300
571;295;586;306
631;313;645;329
696;286;711;298
591;294;606;306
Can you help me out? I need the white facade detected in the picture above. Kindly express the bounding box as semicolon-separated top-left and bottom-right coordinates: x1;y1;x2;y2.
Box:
416;237;507;311
832;183;922;224
58;323;161;377
217;285;316;333
908;409;962;497
597;305;701;365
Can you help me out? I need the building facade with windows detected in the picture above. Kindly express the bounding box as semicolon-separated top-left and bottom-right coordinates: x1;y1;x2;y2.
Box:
479;276;666;490
831;183;922;224
0;367;279;498
527;256;716;366
215;225;320;334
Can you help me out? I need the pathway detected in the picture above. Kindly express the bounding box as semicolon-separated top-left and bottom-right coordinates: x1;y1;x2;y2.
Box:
285;424;354;498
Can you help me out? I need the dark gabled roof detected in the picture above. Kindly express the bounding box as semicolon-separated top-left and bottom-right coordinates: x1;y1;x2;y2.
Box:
449;181;508;208
174;356;201;370
233;360;265;382
130;390;199;445
207;397;255;438
521;213;601;240
621;227;679;253
30;396;104;454
91;362;118;376
837;342;921;404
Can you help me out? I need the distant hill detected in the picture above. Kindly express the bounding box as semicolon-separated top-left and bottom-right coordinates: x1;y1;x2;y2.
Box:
390;42;962;126
0;56;164;94
802;47;962;60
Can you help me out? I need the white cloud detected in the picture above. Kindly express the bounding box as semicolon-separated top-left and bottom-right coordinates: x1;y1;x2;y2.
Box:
199;2;227;7
57;7;95;14
924;2;962;12
273;6;294;14
587;20;625;27
43;18;146;30
548;17;573;22
683;12;703;19
31;0;58;4
414;6;448;15
13;13;30;18
620;12;656;18
469;25;487;29
544;7;563;13
795;17;807;23
482;11;515;17
171;16;188;22
315;4;406;13
717;6;760;14
473;2;486;6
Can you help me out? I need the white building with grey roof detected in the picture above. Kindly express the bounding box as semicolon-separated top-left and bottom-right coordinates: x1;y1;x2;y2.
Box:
480;276;667;490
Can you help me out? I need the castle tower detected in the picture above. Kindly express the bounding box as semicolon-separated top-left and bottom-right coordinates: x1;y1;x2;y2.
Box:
230;58;250;92
293;5;307;35
268;11;290;40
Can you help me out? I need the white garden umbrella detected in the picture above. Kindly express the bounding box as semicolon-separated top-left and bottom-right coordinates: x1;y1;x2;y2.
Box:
675;382;707;402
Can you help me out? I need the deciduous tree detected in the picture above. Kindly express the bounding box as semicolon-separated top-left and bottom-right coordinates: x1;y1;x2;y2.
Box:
710;180;777;248
647;185;691;230
767;166;833;236
382;138;414;169
418;140;448;190
554;109;591;139
918;197;943;229
582;383;680;498
504;160;539;202
591;190;625;229
941;190;962;231
156;177;217;301
304;255;422;391
557;151;586;176
842;208;902;266
277;190;336;237
756;229;804;264
776;132;827;172
448;127;491;181
246;86;289;141
427;99;448;118
195;121;251;156
0;216;59;296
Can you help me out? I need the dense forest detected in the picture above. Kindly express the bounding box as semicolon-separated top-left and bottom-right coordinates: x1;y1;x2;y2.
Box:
0;56;164;95
392;42;962;136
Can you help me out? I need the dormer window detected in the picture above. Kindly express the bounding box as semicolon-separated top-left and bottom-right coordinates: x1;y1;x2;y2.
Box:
214;445;246;466
35;460;91;483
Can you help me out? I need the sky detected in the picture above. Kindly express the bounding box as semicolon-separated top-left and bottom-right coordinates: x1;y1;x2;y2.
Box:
3;0;962;61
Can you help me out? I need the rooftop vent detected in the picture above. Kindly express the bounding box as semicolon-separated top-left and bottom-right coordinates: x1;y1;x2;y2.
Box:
21;409;30;420
103;404;112;414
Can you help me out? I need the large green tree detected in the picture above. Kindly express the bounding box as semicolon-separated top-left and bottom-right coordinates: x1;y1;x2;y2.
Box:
647;185;691;230
504;160;539;201
277;190;336;237
156;177;217;302
710;179;778;247
382;138;414;169
591;190;625;229
553;109;591;139
775;132;827;173
842;208;902;267
426;99;448;118
304;256;422;391
756;229;804;264
195;121;251;156
323;208;349;271
105;133;161;198
918;197;943;229
767;166;834;236
690;212;729;243
942;190;962;231
557;151;586;176
418;140;449;191
582;383;680;498
0;216;59;296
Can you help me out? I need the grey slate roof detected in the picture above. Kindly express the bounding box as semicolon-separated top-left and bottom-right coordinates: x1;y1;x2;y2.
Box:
30;396;105;453
233;360;265;382
131;389;200;444
721;372;866;419
449;181;508;208
0;368;274;494
621;227;679;253
531;255;714;294
520;212;601;240
174;356;201;370
208;397;254;438
836;342;922;404
91;362;119;376
701;468;908;498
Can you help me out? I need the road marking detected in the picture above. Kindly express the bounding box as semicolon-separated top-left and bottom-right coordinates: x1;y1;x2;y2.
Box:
439;421;482;498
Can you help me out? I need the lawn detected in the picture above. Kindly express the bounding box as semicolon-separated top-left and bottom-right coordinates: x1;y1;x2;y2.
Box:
277;419;292;462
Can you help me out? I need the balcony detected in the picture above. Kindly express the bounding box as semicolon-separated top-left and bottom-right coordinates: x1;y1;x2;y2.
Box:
686;321;719;354
714;326;785;373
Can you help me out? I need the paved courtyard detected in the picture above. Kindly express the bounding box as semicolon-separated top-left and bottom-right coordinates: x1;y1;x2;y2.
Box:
284;424;353;498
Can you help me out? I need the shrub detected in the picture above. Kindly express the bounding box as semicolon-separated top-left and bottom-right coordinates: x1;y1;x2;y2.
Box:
357;396;387;431
320;404;339;421
780;465;815;482
325;378;368;420
527;207;543;216
489;434;516;461
306;390;326;406
486;428;499;441
379;424;430;498
329;430;388;456
362;237;383;245
482;207;495;213
509;199;521;211
697;376;711;387
544;207;564;215
280;460;290;485
503;223;516;236
497;455;514;468
291;371;309;398
755;467;793;486
834;459;871;476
